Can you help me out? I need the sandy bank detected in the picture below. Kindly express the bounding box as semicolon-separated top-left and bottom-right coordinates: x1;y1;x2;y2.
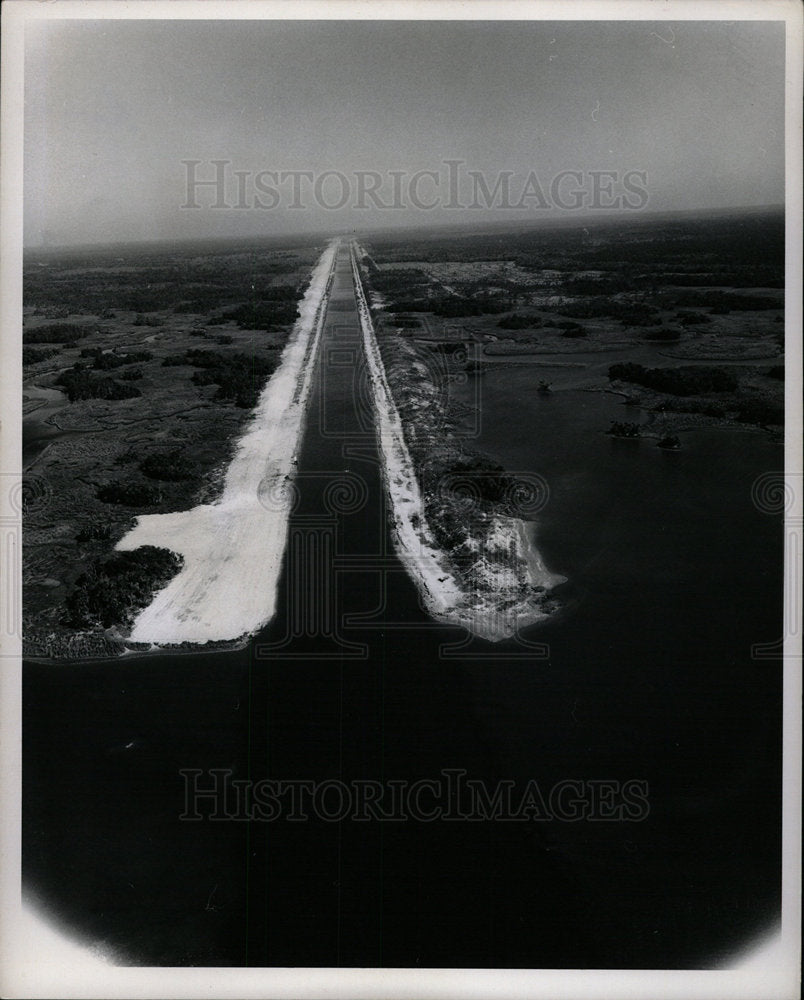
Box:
351;243;563;642
114;241;339;644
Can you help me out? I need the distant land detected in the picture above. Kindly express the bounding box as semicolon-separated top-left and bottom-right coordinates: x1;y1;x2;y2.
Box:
21;203;785;255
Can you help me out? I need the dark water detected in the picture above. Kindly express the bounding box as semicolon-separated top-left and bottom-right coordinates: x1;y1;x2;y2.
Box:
23;254;783;967
22;384;70;468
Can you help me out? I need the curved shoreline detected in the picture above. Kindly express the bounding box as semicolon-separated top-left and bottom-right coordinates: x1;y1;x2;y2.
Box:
113;241;339;645
351;242;564;642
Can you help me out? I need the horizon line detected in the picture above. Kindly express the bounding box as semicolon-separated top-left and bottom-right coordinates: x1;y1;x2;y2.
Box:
22;201;785;254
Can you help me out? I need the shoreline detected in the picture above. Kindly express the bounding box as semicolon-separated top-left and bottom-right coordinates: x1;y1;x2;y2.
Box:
351;242;564;642
112;240;339;645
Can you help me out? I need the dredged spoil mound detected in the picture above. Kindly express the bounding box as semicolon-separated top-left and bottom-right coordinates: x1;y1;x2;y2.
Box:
351;243;564;642
113;241;339;646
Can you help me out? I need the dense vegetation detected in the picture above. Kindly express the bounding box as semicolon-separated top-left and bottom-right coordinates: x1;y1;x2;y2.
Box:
391;314;422;328
23;346;58;365
441;454;515;507
219;291;299;331
75;520;113;542
428;295;508;317
56;364;143;402
66;546;183;629
559;297;660;325
79;347;153;370
365;215;784;359
368;211;783;283
97;478;163;506
657;289;779;313
23;237;313;316
140;449;198;482
363;262;510;316
160;348;278;406
186;349;278;407
24;323;93;345
380;293;509;316
609;363;738;396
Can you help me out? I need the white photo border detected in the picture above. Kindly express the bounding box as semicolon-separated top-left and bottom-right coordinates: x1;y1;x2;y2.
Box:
1;2;801;997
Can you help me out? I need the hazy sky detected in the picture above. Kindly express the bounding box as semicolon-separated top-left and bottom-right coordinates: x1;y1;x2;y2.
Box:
24;19;785;246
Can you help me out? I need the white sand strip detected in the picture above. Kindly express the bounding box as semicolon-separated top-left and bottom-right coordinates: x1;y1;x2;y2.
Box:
351;242;564;641
114;240;339;645
350;245;466;620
